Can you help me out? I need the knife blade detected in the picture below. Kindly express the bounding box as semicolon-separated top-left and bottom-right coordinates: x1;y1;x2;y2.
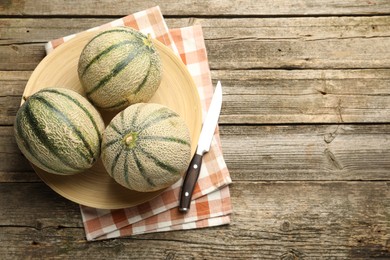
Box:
179;81;223;212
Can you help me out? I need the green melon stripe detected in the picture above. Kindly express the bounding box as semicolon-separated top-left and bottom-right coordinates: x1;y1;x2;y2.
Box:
95;62;151;110
123;150;131;186
95;100;128;110
42;89;102;144
108;122;122;136
138;146;179;174
140;136;191;146
102;136;122;150
32;96;95;162
86;46;147;97
35;96;96;159
120;109;125;129
132;149;155;187
24;99;86;171
87;28;143;46
16;110;63;173
81;40;138;77
131;104;144;128
132;58;151;95
103;104;146;149
137;111;178;134
110;147;124;177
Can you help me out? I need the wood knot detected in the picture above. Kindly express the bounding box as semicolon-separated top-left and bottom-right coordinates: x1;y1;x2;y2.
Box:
324;132;336;144
280;221;291;232
165;252;176;260
280;249;304;260
324;148;343;170
35;220;43;230
31;241;40;246
11;45;19;52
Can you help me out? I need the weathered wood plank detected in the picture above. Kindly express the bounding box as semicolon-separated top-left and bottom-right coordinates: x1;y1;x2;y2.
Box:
0;134;33;174
2;69;389;125
0;43;45;71
2;16;390;45
0;123;39;182
188;16;390;69
219;124;390;181
1;0;390;16
0;18;114;44
170;16;390;37
0;182;81;228
2;124;390;182
1;16;390;70
0;1;388;259
205;37;390;70
0;71;30;125
0;181;388;259
214;69;390;124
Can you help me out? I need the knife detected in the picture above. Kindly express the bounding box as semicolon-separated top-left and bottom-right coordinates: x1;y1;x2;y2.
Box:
179;81;223;213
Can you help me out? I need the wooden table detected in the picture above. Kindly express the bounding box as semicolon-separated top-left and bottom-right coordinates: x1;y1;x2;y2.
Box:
1;1;390;259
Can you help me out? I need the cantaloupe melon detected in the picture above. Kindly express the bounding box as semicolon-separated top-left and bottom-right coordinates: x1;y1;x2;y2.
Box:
101;103;191;192
78;27;162;111
14;88;105;175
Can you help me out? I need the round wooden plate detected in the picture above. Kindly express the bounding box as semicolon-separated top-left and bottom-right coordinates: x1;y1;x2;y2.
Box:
22;30;202;209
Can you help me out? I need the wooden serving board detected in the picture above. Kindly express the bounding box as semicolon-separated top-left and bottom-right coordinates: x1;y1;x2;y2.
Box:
22;30;202;209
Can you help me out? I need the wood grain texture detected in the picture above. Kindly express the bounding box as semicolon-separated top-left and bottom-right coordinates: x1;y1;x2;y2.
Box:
2;124;390;182
2;16;390;44
0;181;389;259
0;127;31;172
0;71;30;126
199;16;390;69
1;0;390;16
2;69;390;125
219;124;390;181
1;1;389;258
1;16;390;71
214;69;390;124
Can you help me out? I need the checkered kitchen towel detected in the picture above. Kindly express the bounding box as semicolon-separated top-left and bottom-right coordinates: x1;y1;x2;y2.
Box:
45;6;232;241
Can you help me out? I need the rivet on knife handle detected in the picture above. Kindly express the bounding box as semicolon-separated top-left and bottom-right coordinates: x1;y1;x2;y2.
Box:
179;153;203;212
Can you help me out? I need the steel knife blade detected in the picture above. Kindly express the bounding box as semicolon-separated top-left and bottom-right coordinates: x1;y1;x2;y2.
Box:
179;81;223;212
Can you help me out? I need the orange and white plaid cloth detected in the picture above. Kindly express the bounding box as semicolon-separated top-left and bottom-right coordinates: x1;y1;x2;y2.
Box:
45;6;232;241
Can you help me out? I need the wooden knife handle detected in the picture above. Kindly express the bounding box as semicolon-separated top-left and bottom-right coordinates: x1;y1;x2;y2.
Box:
179;153;203;213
